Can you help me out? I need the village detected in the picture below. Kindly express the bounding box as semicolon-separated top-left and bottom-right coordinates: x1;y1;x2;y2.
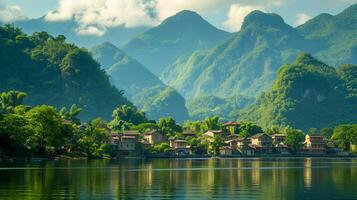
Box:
109;122;355;158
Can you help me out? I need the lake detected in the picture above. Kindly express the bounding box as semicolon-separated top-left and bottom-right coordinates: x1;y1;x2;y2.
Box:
0;158;356;199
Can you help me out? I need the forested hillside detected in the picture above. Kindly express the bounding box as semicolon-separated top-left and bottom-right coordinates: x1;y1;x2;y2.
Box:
240;53;357;130
91;42;189;122
162;4;357;102
297;4;357;66
162;10;310;98
0;25;131;120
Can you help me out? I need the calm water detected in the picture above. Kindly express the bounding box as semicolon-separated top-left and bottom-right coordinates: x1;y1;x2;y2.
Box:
0;158;357;199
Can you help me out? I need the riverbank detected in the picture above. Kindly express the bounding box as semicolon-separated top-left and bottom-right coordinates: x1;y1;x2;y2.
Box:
1;154;356;162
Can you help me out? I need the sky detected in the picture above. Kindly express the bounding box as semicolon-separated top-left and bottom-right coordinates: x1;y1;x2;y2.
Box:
0;0;356;35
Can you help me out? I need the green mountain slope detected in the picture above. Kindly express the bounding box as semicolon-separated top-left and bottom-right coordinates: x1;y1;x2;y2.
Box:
0;25;131;120
12;17;148;47
240;53;357;130
163;5;357;101
186;95;254;121
91;42;189;122
123;10;231;75
162;10;311;98
297;4;357;66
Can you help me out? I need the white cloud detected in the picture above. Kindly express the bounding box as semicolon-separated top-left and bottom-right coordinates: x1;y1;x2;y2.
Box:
294;13;311;26
0;4;25;22
223;4;262;32
45;0;157;36
76;25;106;36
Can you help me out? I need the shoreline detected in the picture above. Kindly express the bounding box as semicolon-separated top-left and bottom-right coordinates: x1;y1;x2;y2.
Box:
2;154;356;162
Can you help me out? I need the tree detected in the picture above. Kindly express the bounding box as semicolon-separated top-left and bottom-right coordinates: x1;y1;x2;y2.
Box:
110;105;147;126
187;137;207;155
331;124;357;151
210;135;224;156
0;91;27;114
158;117;182;137
150;143;172;154
284;129;305;154
238;122;263;137
202;116;221;131
0;114;33;156
320;128;333;139
25;105;69;156
59;104;82;125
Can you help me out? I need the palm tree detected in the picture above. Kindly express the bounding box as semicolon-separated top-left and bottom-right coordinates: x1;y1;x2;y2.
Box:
0;91;27;114
203;116;221;131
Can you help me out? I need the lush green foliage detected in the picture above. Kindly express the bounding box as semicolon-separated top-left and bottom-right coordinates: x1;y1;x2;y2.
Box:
186;95;254;120
331;124;357;151
0;25;131;121
109;105;148;131
284;129;305;153
150;143;172;154
158;117;182;137
241;53;357;130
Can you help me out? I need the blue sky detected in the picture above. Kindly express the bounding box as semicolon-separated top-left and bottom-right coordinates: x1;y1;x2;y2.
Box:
0;0;356;34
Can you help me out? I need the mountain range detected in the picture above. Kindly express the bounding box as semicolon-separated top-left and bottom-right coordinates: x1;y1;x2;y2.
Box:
162;4;357;101
5;3;357;127
91;42;189;122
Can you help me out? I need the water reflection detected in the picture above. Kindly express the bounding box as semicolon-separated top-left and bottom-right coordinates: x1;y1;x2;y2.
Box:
0;158;356;199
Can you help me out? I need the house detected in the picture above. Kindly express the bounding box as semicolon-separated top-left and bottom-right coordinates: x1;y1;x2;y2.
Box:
224;122;240;134
224;134;239;150
169;139;190;155
272;134;286;145
219;146;233;156
122;130;141;141
274;142;290;155
225;139;237;150
250;133;273;154
203;130;225;143
183;130;196;138
110;131;144;157
236;137;254;156
303;134;327;155
144;130;168;145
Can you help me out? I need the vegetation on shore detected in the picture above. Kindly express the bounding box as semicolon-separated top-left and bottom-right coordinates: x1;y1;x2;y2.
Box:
1;90;356;159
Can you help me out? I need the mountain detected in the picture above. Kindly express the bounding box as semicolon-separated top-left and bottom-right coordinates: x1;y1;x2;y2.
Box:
240;53;357;130
163;5;357;101
123;10;231;75
91;42;189;122
12;17;149;47
0;25;131;121
162;10;311;99
186;95;254;121
297;3;357;66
